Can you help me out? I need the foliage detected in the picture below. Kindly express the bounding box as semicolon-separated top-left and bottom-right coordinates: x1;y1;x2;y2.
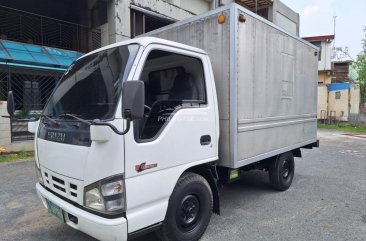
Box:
14;109;30;118
0;151;34;163
353;27;366;103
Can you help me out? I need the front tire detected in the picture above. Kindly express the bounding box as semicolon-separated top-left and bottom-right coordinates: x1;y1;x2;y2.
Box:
268;152;295;191
157;172;213;241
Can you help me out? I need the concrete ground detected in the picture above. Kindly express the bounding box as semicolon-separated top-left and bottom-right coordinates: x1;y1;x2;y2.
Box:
0;129;365;241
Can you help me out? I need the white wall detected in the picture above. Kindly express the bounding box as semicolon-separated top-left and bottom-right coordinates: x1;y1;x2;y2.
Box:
105;0;299;44
0;102;11;149
0;101;33;152
350;85;360;115
180;0;213;14
317;85;328;119
328;89;349;121
318;41;332;71
270;0;300;36
275;12;297;36
107;0;199;44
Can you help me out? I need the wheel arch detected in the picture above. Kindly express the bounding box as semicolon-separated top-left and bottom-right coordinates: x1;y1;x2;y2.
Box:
292;148;302;158
184;163;220;215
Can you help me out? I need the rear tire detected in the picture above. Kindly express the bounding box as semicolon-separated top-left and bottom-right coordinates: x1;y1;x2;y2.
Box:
268;152;295;191
157;172;213;241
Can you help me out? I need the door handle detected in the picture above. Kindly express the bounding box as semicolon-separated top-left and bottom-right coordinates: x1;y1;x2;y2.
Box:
200;135;211;145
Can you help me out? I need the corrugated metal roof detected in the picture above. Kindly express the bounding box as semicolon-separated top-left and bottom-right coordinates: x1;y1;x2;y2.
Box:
0;40;82;70
303;35;335;42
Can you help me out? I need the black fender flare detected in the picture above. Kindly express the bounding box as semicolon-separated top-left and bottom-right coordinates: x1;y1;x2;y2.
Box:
186;163;220;215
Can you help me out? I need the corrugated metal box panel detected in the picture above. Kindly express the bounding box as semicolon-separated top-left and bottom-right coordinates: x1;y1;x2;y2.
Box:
144;4;318;168
235;6;317;167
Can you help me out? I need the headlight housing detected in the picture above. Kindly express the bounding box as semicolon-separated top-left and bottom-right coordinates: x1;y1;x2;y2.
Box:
35;163;43;185
84;174;125;214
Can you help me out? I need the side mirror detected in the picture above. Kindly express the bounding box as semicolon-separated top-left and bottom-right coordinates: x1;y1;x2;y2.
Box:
7;91;15;117
122;80;145;120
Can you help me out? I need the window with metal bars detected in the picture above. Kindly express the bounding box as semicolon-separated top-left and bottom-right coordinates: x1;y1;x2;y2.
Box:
130;9;175;38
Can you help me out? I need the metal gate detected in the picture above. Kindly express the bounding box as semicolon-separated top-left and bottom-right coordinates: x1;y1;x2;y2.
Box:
0;66;63;142
0;5;101;53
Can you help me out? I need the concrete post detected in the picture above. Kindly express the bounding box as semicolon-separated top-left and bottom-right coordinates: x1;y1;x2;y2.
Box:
0;101;11;150
107;0;131;44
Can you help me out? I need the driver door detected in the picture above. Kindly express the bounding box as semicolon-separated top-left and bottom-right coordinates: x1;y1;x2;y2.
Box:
123;44;218;233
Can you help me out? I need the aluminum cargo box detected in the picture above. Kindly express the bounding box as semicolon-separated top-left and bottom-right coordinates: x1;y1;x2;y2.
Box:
143;3;318;169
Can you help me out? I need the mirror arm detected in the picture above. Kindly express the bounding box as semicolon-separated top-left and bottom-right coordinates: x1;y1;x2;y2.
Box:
92;119;131;136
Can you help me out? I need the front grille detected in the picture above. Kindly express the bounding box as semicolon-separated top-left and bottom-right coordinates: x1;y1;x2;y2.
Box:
43;171;78;201
52;176;65;185
70;183;77;198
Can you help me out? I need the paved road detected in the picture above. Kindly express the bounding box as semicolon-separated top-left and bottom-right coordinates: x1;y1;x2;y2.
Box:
1;129;365;241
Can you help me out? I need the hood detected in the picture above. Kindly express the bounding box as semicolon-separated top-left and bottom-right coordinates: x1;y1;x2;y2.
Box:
37;138;89;180
36;120;125;184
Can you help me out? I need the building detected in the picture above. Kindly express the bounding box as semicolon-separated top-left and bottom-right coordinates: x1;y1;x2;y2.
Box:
0;0;299;152
329;61;360;121
303;35;360;122
303;35;334;84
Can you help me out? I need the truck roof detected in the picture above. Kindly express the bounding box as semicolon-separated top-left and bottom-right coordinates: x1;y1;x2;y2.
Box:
78;37;208;61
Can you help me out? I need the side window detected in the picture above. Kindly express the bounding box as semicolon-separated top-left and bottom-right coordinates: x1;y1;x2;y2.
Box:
335;91;341;100
134;50;206;141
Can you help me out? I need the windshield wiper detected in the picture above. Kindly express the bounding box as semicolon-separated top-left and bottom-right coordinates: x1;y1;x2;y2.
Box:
58;114;91;125
58;114;131;136
41;114;59;125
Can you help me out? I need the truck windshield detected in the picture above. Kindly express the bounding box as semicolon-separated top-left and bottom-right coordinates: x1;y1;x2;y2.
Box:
43;44;140;120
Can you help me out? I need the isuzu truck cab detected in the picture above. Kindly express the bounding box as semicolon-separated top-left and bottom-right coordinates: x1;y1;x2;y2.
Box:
6;4;319;241
33;37;221;241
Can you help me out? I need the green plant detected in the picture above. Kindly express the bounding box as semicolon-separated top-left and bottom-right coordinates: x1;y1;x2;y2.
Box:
0;151;35;163
353;27;366;103
318;123;366;134
14;108;30;118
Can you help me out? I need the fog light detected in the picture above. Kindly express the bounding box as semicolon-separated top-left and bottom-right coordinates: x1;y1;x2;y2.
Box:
106;199;124;212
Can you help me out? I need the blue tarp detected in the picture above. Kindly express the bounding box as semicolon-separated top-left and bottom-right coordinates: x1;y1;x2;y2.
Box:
0;40;82;71
328;83;352;92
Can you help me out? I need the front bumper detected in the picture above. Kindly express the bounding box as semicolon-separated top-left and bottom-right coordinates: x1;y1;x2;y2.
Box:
36;183;127;241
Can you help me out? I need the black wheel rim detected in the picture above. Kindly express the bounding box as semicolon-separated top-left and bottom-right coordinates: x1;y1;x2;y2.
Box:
282;160;290;179
176;194;201;232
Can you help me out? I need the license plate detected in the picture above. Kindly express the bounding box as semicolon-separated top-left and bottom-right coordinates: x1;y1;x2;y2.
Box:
46;199;64;223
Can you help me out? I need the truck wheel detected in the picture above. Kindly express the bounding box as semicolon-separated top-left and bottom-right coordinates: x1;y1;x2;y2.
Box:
268;152;295;191
157;172;213;241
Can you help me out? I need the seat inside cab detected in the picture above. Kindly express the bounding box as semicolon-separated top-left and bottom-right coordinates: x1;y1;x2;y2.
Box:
134;50;206;141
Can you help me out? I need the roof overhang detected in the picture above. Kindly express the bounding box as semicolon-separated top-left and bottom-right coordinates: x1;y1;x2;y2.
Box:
303;35;335;42
0;40;82;71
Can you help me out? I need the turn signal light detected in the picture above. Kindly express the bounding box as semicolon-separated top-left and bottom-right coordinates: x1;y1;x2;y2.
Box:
218;14;226;24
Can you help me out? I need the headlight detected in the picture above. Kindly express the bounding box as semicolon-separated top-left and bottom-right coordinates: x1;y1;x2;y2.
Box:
35;163;43;185
84;174;125;214
85;188;105;211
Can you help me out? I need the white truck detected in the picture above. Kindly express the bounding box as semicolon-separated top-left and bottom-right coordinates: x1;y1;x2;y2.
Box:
6;3;318;241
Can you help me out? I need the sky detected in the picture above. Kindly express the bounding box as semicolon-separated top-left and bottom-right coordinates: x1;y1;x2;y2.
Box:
280;0;366;59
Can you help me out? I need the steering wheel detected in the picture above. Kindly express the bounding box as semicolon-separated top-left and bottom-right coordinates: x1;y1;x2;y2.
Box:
144;105;151;111
144;105;151;117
